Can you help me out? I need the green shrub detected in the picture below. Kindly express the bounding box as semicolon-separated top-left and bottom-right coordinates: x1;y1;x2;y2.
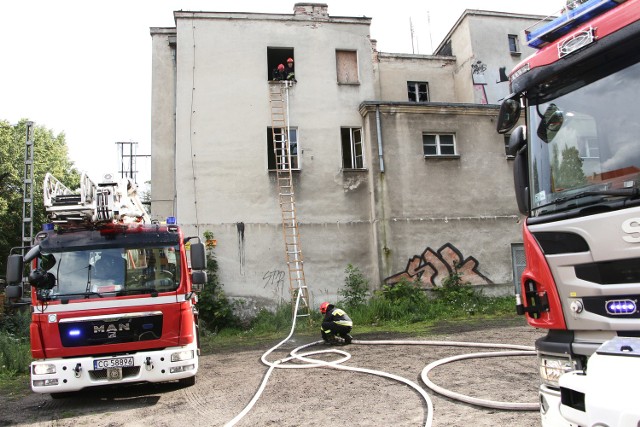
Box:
339;264;370;309
379;278;428;305
0;308;31;375
197;232;241;332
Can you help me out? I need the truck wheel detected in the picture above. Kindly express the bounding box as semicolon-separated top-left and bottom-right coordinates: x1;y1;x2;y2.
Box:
179;375;196;387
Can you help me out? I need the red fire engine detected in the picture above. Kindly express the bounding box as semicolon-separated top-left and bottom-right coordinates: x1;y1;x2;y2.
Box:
497;0;640;425
5;173;206;396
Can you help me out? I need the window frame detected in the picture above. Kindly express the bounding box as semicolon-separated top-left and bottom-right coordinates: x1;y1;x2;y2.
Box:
341;127;365;170
267;127;300;171
422;133;459;158
508;34;520;55
336;50;359;85
407;81;430;102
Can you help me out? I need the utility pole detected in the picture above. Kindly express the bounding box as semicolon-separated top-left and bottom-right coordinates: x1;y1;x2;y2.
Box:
116;141;150;184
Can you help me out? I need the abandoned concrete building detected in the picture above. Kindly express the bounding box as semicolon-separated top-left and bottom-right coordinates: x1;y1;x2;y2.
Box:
149;4;548;308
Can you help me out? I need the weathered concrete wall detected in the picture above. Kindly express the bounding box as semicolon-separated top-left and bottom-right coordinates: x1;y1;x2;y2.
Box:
376;54;456;103
170;9;377;303
360;103;522;288
149;28;177;221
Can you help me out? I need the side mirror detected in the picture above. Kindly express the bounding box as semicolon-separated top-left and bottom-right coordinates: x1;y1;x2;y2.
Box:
497;97;521;134
5;285;23;299
190;242;206;271
28;269;56;290
191;271;207;291
508;126;526;156
6;254;24;284
537;103;563;143
513;146;530;215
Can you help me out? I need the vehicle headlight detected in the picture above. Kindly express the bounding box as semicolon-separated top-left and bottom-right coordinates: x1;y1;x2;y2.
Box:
32;363;57;375
171;350;194;362
538;355;577;387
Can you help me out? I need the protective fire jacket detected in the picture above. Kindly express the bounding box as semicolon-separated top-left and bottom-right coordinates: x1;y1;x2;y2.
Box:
324;307;353;327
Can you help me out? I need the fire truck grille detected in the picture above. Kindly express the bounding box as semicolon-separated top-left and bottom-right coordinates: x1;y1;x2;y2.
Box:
58;313;163;347
89;366;141;380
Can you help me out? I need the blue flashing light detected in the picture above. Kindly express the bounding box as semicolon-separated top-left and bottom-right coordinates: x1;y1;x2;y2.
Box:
526;0;620;48
166;216;177;225
42;223;55;231
68;329;81;337
142;323;154;330
606;300;637;315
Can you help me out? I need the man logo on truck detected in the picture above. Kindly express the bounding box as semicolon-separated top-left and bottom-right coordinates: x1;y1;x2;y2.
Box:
94;323;131;338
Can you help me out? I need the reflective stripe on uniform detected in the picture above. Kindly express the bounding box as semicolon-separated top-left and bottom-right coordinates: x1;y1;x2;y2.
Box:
335;320;353;327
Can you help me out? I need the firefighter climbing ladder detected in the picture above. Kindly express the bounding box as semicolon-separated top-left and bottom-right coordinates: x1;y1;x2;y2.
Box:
269;81;311;319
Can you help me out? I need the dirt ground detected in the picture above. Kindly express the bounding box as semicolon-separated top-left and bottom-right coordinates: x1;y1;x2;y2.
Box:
0;318;546;427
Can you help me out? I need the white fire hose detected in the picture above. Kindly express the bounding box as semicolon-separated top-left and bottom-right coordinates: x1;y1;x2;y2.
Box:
224;293;537;427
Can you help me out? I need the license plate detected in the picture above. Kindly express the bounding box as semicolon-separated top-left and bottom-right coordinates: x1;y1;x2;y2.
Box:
93;356;134;370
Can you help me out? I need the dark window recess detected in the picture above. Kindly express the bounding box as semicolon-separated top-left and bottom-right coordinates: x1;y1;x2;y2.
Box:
408;81;429;102
267;127;299;170
531;232;590;254
508;34;520;53
575;258;640;284
267;47;294;81
341;127;364;169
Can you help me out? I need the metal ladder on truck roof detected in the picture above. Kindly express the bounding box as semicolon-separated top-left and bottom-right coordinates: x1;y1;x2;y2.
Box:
43;172;150;226
269;81;311;319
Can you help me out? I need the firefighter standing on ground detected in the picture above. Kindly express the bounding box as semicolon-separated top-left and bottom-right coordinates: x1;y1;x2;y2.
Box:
320;302;353;344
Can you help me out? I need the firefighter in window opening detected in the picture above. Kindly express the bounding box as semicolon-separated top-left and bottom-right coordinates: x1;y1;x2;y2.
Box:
286;57;296;82
272;63;286;81
320;302;353;344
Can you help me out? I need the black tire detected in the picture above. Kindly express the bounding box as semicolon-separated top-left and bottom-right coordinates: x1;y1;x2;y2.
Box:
179;375;196;387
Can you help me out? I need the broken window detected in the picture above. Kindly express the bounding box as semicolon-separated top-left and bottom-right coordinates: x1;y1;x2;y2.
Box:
508;34;520;54
423;133;457;157
408;82;429;102
336;50;358;84
267;127;299;170
267;47;295;81
341;127;364;169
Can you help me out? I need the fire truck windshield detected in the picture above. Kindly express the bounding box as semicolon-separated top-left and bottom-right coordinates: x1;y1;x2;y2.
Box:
528;59;640;216
38;245;180;300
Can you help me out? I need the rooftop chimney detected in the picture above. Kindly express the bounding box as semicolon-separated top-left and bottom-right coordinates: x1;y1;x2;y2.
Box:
293;3;329;19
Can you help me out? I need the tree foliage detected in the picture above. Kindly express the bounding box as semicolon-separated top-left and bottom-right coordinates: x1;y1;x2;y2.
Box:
0;119;80;272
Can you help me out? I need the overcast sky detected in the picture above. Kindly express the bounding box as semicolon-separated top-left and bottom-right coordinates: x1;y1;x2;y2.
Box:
1;0;563;186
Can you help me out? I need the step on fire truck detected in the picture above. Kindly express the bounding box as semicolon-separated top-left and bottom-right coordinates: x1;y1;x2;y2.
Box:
4;172;207;395
497;0;640;425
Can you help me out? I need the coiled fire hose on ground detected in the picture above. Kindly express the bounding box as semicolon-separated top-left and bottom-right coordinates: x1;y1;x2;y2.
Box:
224;292;537;427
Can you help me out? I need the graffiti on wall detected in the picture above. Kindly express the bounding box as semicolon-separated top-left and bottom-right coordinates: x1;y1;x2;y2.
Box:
263;269;286;299
384;243;492;288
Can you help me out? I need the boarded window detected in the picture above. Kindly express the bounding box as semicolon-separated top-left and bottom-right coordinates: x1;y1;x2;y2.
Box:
336;50;358;84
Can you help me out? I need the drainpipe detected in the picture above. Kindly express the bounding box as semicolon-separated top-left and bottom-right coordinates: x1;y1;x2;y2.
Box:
375;105;385;173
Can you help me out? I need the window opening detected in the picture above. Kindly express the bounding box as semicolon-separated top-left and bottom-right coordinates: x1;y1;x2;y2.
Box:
267;47;295;81
341;127;364;169
423;133;457;156
408;81;429;102
336;50;359;84
267;127;299;170
508;34;520;54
